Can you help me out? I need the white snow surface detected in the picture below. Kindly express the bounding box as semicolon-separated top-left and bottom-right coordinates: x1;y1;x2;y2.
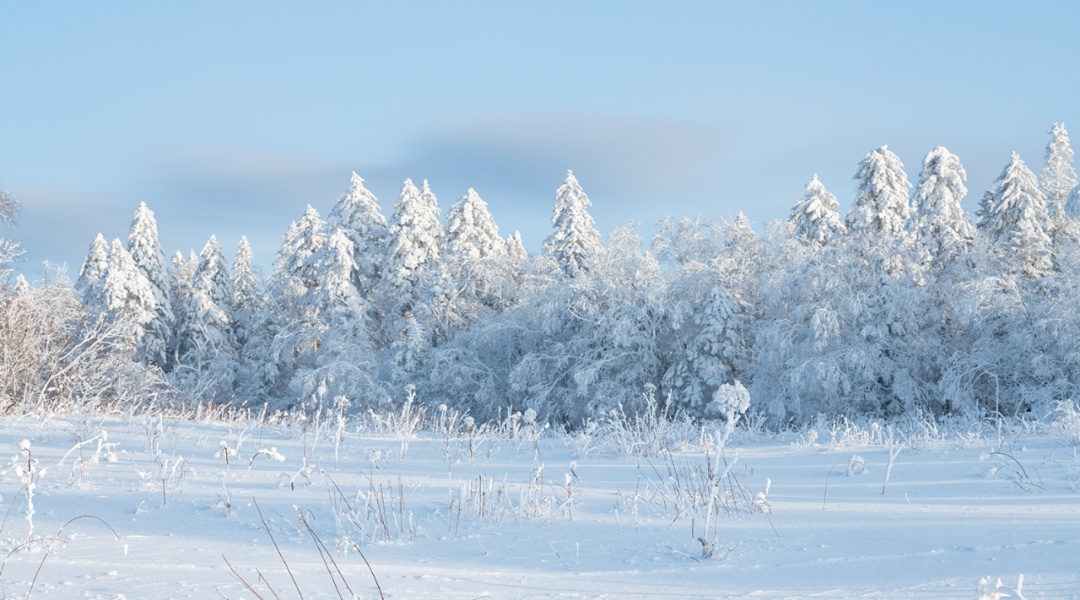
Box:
0;416;1077;599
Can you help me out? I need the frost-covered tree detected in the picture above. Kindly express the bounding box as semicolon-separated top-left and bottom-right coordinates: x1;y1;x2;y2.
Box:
13;274;29;296
256;207;330;389
76;233;109;309
846;145;913;237
1042;122;1076;229
231;236;262;347
663;283;744;414
101;239;155;340
328;172;387;300
127;202;174;366
287;229;379;401
508;225;670;423
445;188;503;261
378;179;443;380
272;206;329;299
506;231;528;267
978;152;1052;278
173;236;237;394
789;174;846;246
545;170;602;277
437;187;509;338
912;146;975;266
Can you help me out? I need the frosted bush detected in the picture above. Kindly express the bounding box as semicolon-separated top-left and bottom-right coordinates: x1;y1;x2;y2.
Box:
711;380;751;448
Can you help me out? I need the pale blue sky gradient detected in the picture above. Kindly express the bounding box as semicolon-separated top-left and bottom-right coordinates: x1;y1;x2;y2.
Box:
2;1;1078;278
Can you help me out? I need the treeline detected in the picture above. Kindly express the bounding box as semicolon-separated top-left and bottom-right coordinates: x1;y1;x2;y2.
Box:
4;124;1080;426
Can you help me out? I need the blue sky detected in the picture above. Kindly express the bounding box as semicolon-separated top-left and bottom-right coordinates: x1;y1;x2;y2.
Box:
2;1;1078;279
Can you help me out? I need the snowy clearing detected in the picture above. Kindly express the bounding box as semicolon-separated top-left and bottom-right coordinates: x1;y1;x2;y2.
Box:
0;414;1076;599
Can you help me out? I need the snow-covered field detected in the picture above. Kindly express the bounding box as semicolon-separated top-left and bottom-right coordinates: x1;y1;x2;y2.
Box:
0;412;1077;599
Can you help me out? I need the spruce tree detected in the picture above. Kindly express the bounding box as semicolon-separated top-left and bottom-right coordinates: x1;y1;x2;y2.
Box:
177;236;237;385
378;178;443;381
663;283;744;413
789;174;846;246
442;187;506;322
445;188;503;261
328;172;388;300
978;152;1052;278
912;147;975;266
545;170;602;277
1042;122;1076;229
271;206;328;300
847;145;913;237
127;202;174;366
232;236;263;347
76;233;109;309
506;231;528;267
101;238;155;339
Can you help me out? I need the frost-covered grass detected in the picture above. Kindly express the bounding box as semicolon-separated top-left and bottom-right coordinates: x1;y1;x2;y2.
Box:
0;408;1076;599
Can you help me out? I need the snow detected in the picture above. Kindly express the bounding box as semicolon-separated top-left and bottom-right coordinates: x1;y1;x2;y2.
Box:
1;413;1077;599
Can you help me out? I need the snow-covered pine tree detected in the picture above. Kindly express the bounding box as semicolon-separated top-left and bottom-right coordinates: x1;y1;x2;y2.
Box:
663;283;744;414
167;250;198;365
439;187;507;335
328;172;388;300
101;239;155;341
912;146;975;266
289;229;378;401
978;152;1053;278
378;178;443;379
789;174;846;246
272;206;329;299
232;236;262;347
127;202;174;366
173;236;238;396
13;274;28;296
545;170;602;277
445;188;503;261
506;231;528;267
1042;122;1076;229
76;233;109;309
846;145;913;237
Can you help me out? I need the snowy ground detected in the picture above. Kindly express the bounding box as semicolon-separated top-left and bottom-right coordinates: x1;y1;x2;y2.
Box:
0;412;1076;599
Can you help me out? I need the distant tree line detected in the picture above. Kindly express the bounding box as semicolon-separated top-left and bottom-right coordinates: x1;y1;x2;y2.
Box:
4;124;1079;426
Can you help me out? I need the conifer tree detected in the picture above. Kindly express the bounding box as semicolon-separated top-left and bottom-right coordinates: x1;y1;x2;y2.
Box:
232;236;262;347
789;175;846;246
978;152;1053;278
272;206;328;299
328;172;388;299
545;170;602;277
76;233;109;309
441;187;506;328
13;274;28;296
847;145;913;237
288;229;377;400
663;284;744;413
127;202;174;366
445;188;503;261
376;178;444;381
101;239;155;340
1042;122;1076;229
506;231;528;267
912;147;975;266
175;236;237;392
167;250;198;365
